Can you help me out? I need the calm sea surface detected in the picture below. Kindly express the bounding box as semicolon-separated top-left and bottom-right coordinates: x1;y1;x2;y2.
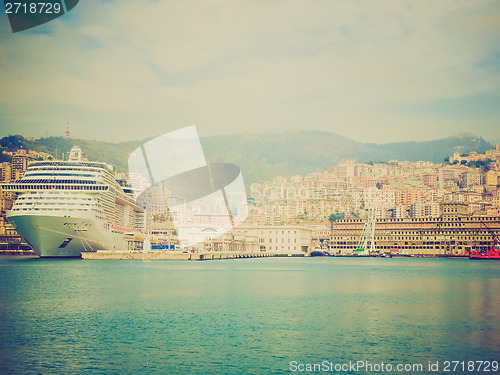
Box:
0;256;499;374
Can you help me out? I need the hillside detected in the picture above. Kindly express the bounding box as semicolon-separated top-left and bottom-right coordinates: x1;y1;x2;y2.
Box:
201;132;493;183
0;132;493;185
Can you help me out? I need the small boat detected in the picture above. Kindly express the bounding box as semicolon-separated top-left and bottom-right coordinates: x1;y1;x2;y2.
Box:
469;238;500;260
309;250;326;257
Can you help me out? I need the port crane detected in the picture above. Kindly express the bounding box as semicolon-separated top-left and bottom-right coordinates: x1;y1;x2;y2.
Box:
480;219;500;243
354;192;378;255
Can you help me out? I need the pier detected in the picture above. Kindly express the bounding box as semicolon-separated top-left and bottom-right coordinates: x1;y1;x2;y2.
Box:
81;250;286;261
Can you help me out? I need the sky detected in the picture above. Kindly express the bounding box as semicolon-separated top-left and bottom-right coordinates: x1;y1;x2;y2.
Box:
0;0;500;144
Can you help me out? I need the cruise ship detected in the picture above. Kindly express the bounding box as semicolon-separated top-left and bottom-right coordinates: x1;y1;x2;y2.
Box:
2;146;147;257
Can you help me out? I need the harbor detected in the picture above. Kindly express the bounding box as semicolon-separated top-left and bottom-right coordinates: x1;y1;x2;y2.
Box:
2;2;500;373
1;143;500;260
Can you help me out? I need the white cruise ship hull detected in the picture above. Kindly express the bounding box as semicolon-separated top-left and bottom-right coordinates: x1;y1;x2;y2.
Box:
2;146;147;257
6;213;125;257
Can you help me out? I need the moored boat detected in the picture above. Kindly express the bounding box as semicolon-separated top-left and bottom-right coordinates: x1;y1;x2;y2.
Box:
2;146;147;257
469;238;500;260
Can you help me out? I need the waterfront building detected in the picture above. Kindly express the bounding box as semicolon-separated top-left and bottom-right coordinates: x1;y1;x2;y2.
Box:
0;215;30;252
311;224;330;247
330;215;500;256
150;217;176;239
203;230;259;253
238;224;312;253
170;224;249;251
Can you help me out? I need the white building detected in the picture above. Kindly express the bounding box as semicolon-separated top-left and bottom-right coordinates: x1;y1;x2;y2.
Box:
238;224;312;253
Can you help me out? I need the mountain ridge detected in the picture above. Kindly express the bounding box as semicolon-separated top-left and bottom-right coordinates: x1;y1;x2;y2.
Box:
0;132;493;185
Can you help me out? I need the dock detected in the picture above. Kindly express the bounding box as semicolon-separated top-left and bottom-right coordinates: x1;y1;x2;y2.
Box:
81;250;291;260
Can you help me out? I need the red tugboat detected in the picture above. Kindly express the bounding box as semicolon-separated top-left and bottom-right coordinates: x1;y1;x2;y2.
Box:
469;238;500;260
469;220;500;260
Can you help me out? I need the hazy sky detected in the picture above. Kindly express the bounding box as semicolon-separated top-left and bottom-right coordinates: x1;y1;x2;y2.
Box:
0;0;499;143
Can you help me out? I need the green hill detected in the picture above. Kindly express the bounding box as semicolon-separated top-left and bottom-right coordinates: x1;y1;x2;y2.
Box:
201;131;493;184
0;132;493;185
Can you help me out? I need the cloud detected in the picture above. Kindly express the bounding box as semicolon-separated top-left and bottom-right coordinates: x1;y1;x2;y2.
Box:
0;0;499;142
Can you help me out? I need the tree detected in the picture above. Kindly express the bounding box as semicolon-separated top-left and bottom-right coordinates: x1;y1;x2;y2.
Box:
0;135;26;150
329;213;344;221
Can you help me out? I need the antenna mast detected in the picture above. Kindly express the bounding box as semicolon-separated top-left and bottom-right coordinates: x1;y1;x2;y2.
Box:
65;116;70;138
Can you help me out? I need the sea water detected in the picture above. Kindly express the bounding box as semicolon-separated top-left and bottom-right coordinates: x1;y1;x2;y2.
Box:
0;257;499;374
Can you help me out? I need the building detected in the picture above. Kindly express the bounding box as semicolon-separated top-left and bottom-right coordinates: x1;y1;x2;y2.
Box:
423;174;438;187
330;215;500;256
462;170;483;188
441;202;468;219
0;162;12;182
311;224;330;248
485;144;500;161
11;152;37;179
239;224;312;253
485;170;499;187
0;187;14;214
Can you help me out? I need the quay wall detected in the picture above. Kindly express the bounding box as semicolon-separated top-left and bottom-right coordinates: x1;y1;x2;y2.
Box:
81;250;284;260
